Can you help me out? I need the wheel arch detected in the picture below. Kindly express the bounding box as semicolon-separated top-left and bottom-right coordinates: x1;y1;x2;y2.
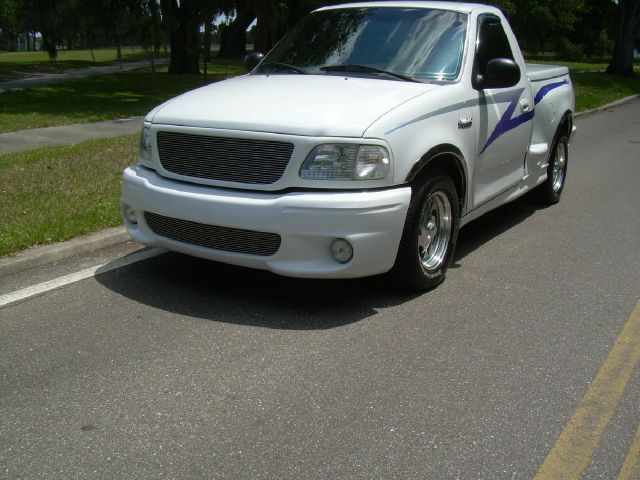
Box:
557;110;573;143
405;144;468;214
546;110;573;166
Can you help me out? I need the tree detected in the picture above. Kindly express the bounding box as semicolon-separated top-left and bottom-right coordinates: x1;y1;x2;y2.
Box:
607;0;640;76
160;0;203;74
0;0;21;51
502;0;585;56
14;0;81;59
219;0;369;57
217;0;254;59
570;0;616;58
27;0;64;59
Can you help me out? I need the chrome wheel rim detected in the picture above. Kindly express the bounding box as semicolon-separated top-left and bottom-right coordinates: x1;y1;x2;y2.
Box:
551;142;566;192
418;191;452;270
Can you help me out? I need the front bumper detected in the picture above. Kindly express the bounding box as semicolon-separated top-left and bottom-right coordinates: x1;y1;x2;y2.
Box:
121;165;411;278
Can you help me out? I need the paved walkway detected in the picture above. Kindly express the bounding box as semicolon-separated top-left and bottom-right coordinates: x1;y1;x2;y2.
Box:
0;58;167;154
0;58;168;92
0;117;143;155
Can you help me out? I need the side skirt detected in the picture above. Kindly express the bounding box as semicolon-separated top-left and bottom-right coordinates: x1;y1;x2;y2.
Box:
459;170;546;228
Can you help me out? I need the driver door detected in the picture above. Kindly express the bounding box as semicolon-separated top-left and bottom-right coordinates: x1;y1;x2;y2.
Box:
471;14;533;207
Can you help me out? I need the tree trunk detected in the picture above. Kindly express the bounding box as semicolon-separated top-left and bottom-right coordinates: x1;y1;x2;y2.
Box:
218;0;255;58
161;0;201;74
204;20;212;82
254;0;288;54
116;32;123;72
89;34;96;62
41;34;58;60
150;0;162;54
606;0;640;76
8;32;18;52
253;0;272;54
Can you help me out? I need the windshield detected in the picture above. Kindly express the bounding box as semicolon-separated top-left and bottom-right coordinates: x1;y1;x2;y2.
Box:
256;7;468;82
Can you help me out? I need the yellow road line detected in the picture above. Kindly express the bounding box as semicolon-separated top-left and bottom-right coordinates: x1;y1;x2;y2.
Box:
619;417;640;480
534;299;640;480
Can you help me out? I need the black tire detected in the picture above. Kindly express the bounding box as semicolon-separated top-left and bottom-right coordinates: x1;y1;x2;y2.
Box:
392;170;460;291
535;134;568;205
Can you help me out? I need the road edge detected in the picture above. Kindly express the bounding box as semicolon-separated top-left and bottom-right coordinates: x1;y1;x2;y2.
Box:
0;226;130;277
574;94;640;118
1;94;638;277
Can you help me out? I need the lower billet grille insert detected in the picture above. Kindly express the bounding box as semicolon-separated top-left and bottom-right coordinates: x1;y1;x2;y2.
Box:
144;212;281;256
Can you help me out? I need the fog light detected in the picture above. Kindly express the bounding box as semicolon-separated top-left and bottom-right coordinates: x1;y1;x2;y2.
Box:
123;204;138;224
330;238;353;263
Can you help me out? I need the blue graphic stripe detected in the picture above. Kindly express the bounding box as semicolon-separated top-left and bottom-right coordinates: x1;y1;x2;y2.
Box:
534;79;568;105
481;79;567;153
480;92;533;154
385;79;567;154
384;97;474;135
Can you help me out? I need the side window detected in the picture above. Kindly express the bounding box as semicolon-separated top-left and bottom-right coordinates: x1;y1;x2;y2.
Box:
474;15;514;79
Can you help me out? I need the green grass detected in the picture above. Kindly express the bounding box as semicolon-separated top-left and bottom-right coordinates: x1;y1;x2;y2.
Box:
0;47;155;68
0;135;138;256
0;70;202;132
0;58;243;133
0;47;164;81
572;70;640;111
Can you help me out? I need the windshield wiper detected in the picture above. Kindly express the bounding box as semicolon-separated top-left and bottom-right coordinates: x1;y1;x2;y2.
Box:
258;62;307;74
320;64;418;82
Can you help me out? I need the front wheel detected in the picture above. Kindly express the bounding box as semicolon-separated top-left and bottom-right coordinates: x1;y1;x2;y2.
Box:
392;171;460;291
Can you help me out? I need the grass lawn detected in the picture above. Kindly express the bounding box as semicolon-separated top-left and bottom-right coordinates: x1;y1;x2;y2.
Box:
0;135;137;256
0;70;203;132
0;47;162;81
0;46;154;67
0;58;244;133
567;64;640;112
573;70;640;111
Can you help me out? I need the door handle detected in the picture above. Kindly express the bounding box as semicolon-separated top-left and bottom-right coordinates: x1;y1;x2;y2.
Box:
520;99;531;112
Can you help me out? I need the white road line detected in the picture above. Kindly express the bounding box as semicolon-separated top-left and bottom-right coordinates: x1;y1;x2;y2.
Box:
0;248;164;308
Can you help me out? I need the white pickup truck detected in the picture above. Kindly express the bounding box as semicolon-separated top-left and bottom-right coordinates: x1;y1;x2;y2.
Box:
121;1;575;290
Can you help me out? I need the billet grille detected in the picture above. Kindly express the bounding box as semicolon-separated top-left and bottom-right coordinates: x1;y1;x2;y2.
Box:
145;212;281;256
157;131;294;185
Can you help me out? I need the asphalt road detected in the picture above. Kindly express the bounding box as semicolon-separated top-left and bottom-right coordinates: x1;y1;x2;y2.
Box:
1;99;640;479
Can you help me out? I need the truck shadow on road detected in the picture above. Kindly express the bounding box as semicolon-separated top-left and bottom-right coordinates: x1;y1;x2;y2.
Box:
452;195;543;266
95;195;544;330
95;252;414;329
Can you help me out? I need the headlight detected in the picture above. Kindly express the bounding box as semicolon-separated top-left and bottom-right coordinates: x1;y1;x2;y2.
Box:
138;125;152;164
300;144;390;180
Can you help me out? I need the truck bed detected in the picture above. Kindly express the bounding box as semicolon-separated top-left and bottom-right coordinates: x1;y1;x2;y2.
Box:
525;63;570;82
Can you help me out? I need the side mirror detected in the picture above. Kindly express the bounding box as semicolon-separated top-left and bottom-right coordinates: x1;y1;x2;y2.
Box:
474;58;520;90
244;52;264;72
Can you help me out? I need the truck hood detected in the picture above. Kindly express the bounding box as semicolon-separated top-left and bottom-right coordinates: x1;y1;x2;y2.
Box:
149;74;439;137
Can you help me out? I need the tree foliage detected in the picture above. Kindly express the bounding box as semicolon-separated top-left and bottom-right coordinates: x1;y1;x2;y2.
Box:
607;0;640;75
0;0;638;75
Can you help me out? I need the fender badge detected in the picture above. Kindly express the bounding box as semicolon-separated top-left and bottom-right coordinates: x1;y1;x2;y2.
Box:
458;117;473;129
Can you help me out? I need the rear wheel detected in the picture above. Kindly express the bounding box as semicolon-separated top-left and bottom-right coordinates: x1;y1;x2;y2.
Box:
393;171;460;291
535;134;568;205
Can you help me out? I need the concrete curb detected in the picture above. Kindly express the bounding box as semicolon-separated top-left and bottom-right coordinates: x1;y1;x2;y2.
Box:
574;94;640;118
2;93;638;278
0;226;130;277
